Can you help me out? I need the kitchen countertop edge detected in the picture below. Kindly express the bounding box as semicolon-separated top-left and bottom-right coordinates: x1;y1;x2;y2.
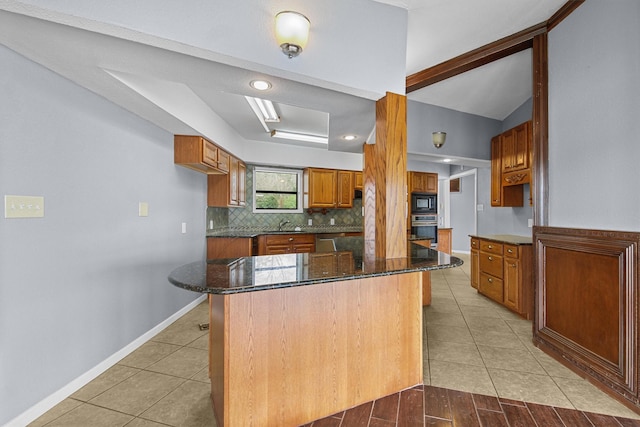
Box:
469;234;533;245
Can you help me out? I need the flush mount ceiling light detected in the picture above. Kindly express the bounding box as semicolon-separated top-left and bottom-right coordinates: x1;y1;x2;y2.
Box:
271;130;327;144
442;158;454;163
250;80;272;91
245;96;280;132
432;131;446;149
275;11;310;58
343;134;357;141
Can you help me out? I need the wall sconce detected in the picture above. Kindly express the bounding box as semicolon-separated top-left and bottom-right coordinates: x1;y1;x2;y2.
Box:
432;132;446;149
275;11;310;58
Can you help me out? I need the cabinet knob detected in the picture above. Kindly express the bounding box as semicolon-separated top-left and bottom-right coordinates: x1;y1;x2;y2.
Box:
507;249;513;254
289;237;294;241
488;245;493;249
488;278;493;283
488;256;493;261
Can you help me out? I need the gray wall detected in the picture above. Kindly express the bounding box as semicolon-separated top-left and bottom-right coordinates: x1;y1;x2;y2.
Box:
502;97;532;131
548;0;640;231
407;100;501;161
449;173;476;251
477;169;532;235
0;45;206;424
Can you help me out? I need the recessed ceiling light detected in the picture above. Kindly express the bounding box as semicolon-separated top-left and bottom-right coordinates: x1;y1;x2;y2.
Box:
250;80;272;91
343;135;356;141
442;158;454;163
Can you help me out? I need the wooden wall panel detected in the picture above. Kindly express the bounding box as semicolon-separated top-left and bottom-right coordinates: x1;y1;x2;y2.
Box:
534;227;640;407
212;273;423;426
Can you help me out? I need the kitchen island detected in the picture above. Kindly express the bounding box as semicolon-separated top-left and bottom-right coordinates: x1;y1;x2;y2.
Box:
169;241;462;426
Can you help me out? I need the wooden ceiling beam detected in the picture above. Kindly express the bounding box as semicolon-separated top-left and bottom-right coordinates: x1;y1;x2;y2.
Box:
405;22;545;93
405;1;584;94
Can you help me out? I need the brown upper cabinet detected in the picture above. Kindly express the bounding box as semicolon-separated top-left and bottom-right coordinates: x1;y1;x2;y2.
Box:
501;121;530;173
354;171;363;191
409;171;438;194
208;155;246;207
490;121;531;207
304;168;355;209
174;135;230;174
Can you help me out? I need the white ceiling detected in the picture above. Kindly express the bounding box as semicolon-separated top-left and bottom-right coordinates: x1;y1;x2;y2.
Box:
0;0;568;165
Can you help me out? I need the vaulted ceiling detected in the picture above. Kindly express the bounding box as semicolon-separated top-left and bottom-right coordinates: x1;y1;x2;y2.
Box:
0;0;569;164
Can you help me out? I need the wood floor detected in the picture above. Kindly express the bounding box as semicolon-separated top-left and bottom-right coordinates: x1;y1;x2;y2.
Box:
303;385;640;427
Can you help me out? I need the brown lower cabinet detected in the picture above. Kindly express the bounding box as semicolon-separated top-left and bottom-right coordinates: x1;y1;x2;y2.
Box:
470;236;533;319
207;237;255;259
257;233;315;255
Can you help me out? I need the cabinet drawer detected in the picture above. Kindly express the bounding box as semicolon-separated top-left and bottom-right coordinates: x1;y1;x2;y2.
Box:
470;237;480;250
504;244;519;258
480;240;503;255
292;243;315;253
264;234;314;246
480;253;503;278
479;273;503;303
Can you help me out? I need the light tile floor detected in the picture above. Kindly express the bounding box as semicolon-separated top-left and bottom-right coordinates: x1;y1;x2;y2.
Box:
425;253;640;419
29;253;640;426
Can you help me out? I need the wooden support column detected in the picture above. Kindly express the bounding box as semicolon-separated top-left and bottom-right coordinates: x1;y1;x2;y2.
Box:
363;92;408;260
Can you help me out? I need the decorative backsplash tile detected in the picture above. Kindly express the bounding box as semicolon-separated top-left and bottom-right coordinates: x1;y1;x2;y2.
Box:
206;164;363;232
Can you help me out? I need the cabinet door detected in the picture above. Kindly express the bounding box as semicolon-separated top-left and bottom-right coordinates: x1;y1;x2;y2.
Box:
410;172;427;193
354;172;363;190
238;161;246;206
470;249;479;289
217;149;230;173
202;139;218;168
229;156;239;206
307;169;337;208
491;136;502;206
511;122;530;171
336;170;354;208
501;130;515;173
504;257;520;312
425;173;438;193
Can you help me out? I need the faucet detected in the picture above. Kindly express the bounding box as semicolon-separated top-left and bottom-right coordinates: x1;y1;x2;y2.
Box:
278;220;290;231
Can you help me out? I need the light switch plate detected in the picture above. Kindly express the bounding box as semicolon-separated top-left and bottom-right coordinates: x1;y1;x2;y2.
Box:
138;202;149;217
5;195;45;218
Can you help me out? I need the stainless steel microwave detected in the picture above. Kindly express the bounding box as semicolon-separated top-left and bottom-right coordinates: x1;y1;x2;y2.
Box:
411;193;437;214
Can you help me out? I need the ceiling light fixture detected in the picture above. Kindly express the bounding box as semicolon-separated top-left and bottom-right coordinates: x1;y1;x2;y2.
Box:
245;96;280;133
250;80;272;91
271;130;327;144
432;131;446;149
275;11;310;58
442;158;454;163
343;135;356;141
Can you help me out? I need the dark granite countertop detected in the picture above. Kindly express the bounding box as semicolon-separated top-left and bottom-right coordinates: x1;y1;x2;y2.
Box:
207;227;363;238
469;234;533;245
169;238;463;294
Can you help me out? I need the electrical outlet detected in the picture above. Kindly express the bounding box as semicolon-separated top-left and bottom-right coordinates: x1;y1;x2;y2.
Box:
181;222;187;234
330;218;335;225
528;218;533;228
308;219;313;226
4;195;44;218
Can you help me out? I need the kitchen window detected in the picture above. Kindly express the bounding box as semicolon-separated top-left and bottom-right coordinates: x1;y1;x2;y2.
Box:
253;167;303;213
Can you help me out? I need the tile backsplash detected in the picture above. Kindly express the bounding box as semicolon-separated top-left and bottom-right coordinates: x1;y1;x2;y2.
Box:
206;165;363;231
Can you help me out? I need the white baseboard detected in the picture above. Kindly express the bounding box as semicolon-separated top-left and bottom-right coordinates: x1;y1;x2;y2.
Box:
3;295;206;427
453;250;471;255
